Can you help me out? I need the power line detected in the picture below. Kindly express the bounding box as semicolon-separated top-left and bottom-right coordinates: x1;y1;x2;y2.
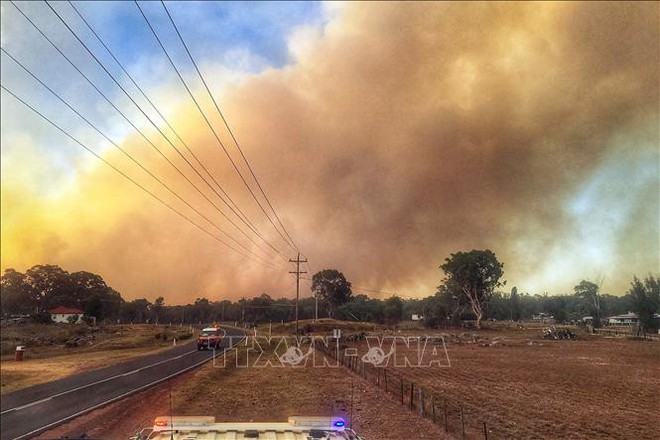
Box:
160;0;300;253
0;47;277;269
64;0;288;262
301;274;405;298
10;1;282;266
134;0;297;254
0;84;278;270
42;0;289;263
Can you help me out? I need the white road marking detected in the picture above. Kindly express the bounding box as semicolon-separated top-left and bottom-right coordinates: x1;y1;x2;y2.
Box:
0;348;197;415
10;332;245;440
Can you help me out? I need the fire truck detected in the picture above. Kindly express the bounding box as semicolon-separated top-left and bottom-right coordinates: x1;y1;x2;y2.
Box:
197;327;223;350
133;416;363;439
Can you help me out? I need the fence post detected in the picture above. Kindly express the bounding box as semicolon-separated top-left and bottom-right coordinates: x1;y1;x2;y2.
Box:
444;400;448;432
384;369;388;392
377;367;381;386
431;396;436;422
419;388;425;417
483;421;488;440
400;379;404;405
460;405;465;440
410;382;414;410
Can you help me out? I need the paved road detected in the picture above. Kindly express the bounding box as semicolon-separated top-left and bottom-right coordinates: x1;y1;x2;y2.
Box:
0;326;245;440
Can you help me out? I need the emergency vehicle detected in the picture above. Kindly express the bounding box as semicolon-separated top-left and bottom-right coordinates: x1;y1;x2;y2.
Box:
133;416;363;439
197;327;223;350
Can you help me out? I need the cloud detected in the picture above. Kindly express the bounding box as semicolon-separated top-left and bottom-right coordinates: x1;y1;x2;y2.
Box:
1;2;658;302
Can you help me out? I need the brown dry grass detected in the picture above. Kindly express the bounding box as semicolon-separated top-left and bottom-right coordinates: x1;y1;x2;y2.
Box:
37;342;451;440
1;324;193;394
346;327;660;439
28;324;660;440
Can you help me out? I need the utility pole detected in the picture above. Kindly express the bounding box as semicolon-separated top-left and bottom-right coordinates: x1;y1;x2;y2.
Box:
289;252;307;335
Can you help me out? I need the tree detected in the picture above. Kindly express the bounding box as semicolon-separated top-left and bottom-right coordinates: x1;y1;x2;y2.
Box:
25;265;71;312
628;275;660;332
1;266;123;320
84;294;104;321
0;269;38;315
311;269;352;318
152;296;165;324
510;286;521;321
120;298;151;323
337;294;383;323
440;249;505;329
574;280;602;327
192;298;212;323
383;296;404;324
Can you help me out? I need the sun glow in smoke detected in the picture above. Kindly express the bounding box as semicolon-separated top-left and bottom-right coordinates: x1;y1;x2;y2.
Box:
1;2;658;302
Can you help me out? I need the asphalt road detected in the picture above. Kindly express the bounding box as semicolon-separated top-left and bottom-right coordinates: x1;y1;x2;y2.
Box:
0;326;245;440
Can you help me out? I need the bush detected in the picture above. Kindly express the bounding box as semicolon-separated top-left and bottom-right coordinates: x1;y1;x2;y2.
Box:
31;312;52;324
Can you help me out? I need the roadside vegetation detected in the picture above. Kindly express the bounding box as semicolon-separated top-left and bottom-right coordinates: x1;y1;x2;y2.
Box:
1;252;658;334
0;323;193;394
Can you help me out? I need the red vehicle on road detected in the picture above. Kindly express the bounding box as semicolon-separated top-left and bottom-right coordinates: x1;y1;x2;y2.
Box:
197;327;222;350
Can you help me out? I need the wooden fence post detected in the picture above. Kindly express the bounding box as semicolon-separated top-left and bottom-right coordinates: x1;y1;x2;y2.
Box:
419;388;425;416
431;396;436;422
483;421;488;440
410;382;414;410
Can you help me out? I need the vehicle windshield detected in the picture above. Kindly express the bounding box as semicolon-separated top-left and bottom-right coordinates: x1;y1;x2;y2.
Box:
200;331;216;337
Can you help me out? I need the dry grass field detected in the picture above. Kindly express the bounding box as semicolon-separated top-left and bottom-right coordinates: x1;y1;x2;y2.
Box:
37;342;450;440
21;322;660;439
0;323;193;394
342;327;660;439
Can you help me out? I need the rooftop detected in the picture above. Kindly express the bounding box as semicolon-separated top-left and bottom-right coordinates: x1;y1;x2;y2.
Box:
48;306;84;315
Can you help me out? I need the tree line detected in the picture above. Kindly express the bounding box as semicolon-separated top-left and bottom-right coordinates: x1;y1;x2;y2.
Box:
1;252;658;331
0;265;122;322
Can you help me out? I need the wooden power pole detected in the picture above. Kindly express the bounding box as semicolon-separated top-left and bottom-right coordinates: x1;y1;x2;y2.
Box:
289;252;307;335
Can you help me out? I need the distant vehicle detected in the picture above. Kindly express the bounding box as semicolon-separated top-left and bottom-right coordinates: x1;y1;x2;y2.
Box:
197;327;222;350
132;415;363;439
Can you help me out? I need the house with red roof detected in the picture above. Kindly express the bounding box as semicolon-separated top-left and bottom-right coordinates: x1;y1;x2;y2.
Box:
48;306;84;324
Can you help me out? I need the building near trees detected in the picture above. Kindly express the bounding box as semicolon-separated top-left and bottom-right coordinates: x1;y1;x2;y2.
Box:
48;306;84;324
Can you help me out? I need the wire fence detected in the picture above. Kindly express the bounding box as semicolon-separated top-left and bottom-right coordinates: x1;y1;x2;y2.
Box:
316;343;495;440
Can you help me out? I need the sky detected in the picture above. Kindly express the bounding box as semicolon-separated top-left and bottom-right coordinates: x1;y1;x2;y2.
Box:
1;1;658;304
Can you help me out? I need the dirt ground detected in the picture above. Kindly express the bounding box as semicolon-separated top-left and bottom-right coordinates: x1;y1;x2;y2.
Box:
26;324;660;439
345;328;660;439
37;344;451;440
1;324;193;394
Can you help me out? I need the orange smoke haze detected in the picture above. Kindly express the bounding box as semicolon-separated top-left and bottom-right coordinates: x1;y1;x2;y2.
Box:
1;2;658;303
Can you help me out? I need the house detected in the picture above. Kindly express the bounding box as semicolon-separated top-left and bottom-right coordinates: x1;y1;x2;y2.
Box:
48;306;84;324
606;312;639;326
